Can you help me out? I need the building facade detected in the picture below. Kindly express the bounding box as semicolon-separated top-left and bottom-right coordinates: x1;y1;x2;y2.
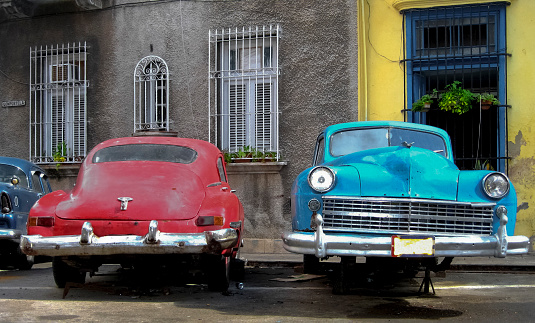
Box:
358;0;534;250
0;0;359;245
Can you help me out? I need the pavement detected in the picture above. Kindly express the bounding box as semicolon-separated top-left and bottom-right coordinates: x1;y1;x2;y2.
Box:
239;239;535;272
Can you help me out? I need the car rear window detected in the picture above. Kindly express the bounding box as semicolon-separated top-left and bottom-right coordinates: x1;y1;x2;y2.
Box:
0;164;29;188
92;144;198;164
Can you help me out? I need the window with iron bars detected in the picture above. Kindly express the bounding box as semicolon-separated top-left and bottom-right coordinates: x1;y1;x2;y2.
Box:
209;25;280;160
134;55;170;132
404;4;508;173
30;42;88;164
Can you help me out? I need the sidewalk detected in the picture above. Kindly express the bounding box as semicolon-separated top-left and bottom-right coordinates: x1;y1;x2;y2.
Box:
239;238;535;271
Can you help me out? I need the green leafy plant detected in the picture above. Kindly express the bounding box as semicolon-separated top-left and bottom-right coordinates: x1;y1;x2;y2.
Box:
412;90;437;112
52;142;68;170
224;146;278;163
475;93;500;106
438;81;475;115
474;159;494;170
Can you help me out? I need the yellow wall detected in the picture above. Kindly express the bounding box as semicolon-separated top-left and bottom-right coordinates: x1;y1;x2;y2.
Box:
358;0;535;244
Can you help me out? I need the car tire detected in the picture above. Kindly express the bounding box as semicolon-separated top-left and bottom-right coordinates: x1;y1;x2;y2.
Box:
52;257;86;288
206;255;230;292
303;254;321;274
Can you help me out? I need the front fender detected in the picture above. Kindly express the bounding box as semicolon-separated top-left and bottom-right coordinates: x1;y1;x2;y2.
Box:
457;171;517;236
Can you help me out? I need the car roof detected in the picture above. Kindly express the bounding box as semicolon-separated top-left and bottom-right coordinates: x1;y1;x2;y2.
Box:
86;136;223;165
0;156;44;174
321;121;451;140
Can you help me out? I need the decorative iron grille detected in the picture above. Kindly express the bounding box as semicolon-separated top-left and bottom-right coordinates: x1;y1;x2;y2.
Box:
134;55;170;132
404;4;509;173
30;42;88;164
209;25;280;160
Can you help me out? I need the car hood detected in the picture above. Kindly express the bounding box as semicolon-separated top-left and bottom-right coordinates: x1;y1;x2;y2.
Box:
330;146;459;200
55;162;205;221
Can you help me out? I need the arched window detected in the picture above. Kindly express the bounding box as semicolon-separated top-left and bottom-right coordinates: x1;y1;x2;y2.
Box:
134;56;169;132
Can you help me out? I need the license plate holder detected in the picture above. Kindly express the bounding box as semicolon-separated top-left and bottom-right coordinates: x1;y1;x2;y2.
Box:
391;235;435;257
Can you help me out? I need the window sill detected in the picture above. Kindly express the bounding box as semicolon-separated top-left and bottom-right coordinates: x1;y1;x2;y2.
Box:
40;163;81;178
226;161;287;174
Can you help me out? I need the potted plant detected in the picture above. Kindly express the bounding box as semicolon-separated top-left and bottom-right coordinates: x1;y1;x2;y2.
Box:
412;91;436;113
475;93;500;110
438;81;475;115
53;142;68;170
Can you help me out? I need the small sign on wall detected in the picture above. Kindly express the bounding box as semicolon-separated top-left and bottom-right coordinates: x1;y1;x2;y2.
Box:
2;100;26;108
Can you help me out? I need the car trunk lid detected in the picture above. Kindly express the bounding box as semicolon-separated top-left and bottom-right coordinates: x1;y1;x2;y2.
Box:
55;162;205;221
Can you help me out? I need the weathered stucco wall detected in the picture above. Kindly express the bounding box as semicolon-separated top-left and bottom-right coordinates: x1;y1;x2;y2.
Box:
0;0;359;239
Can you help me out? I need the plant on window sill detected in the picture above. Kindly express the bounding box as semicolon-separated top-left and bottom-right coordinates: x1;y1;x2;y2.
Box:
224;146;279;163
52;142;68;170
474;159;494;171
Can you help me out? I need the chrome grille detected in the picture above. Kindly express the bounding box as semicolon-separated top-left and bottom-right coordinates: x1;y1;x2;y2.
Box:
322;197;495;235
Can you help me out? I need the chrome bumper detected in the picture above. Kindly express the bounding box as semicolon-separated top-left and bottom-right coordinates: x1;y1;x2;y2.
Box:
20;220;239;257
282;214;530;258
0;229;22;240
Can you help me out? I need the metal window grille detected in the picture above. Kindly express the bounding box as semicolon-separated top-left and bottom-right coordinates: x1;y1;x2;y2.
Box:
209;25;280;160
404;4;508;172
134;55;170;132
30;42;88;164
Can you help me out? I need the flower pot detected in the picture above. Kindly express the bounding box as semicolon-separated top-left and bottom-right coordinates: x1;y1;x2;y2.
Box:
481;100;492;110
422;102;431;112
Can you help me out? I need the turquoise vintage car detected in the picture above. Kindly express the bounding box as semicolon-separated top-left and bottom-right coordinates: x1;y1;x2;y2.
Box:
282;121;530;293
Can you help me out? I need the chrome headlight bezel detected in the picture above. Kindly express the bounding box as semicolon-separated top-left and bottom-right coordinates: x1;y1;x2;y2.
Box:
308;166;335;193
482;172;510;199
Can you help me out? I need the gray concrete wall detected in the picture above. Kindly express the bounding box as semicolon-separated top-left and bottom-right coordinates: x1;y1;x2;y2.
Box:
0;0;358;240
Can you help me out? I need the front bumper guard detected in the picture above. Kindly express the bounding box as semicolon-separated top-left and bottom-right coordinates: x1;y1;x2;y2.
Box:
282;213;530;258
20;220;239;257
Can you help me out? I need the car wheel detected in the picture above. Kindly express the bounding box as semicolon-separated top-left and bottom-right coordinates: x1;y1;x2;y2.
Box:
206;255;230;292
303;254;320;274
52;257;86;288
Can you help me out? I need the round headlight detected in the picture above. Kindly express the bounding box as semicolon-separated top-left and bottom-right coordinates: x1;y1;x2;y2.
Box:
482;172;510;199
308;167;335;192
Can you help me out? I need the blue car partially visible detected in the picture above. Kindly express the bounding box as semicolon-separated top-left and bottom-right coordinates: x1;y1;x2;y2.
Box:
283;121;530;293
0;157;52;269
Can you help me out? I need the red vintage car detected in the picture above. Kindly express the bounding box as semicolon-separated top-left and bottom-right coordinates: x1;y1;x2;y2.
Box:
20;136;244;291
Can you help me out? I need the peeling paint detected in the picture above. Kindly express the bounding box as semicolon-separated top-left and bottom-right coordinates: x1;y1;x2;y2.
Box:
509;130;527;159
517;202;529;212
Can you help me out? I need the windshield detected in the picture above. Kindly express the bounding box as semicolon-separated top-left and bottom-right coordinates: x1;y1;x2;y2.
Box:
330;127;447;158
93;144;198;164
0;164;29;188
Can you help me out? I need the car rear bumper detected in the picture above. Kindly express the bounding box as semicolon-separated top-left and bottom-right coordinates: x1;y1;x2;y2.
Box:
20;220;239;257
0;229;22;240
282;214;530;258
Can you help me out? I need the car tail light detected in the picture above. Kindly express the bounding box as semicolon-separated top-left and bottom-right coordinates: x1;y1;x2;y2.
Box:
28;216;55;227
196;216;223;226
